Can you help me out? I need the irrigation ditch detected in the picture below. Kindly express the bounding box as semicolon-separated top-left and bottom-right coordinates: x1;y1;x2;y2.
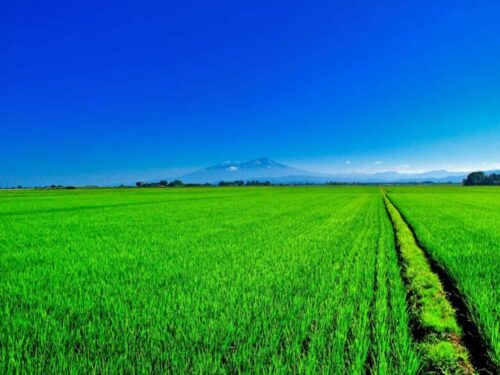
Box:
381;191;497;374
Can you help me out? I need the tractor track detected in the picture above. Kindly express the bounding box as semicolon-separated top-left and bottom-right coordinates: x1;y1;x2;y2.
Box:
383;192;498;374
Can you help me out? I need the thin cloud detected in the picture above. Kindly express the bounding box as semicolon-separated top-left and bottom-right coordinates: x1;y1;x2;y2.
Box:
396;164;411;170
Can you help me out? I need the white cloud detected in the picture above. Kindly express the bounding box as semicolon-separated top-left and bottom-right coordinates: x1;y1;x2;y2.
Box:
396;164;411;170
345;160;351;165
482;162;500;170
373;161;383;165
228;166;238;171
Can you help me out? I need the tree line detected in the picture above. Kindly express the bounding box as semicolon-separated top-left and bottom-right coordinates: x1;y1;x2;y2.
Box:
135;180;212;188
136;180;183;188
463;171;500;186
218;180;271;186
135;180;273;188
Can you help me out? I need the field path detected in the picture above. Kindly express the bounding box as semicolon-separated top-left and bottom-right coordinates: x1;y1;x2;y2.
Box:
383;191;498;374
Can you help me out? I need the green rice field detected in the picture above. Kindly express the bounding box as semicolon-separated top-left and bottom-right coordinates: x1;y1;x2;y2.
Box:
0;186;498;373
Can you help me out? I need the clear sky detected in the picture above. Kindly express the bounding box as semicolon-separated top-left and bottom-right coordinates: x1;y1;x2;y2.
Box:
2;1;500;185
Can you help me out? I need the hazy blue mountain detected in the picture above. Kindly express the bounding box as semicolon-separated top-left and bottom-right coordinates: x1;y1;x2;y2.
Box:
175;157;494;184
267;171;466;184
179;157;309;183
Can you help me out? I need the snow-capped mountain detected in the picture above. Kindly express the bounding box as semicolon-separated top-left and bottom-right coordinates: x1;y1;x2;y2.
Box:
179;157;306;183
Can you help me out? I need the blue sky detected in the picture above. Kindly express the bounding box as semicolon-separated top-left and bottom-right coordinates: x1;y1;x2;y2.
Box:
2;1;500;185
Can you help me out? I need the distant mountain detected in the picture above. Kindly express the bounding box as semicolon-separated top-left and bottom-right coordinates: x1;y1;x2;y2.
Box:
179;157;309;183
174;157;496;184
266;170;467;184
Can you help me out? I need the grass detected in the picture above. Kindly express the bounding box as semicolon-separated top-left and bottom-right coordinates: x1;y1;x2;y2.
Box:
387;186;500;368
0;187;419;373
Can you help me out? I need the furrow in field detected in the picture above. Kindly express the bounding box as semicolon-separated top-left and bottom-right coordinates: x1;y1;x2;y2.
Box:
386;187;500;368
384;192;499;374
382;192;477;374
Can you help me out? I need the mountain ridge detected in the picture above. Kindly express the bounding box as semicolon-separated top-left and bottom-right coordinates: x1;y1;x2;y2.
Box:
174;157;496;184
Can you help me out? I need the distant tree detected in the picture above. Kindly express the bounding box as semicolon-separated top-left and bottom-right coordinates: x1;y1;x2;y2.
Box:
159;180;168;187
169;180;184;187
245;180;272;186
463;171;500;186
219;180;245;187
463;172;487;186
136;181;144;187
489;173;500;185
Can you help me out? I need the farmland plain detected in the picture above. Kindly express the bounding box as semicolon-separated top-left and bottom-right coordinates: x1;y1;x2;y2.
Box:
0;186;498;373
1;187;418;373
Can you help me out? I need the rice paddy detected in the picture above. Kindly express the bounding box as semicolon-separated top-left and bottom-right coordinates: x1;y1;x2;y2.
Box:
0;186;498;373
